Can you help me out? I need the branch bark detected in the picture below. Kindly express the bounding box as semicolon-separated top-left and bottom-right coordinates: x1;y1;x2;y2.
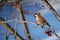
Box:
42;0;60;22
0;17;24;40
15;1;32;40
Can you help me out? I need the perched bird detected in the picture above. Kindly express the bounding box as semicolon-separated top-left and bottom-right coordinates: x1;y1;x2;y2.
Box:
34;12;51;28
34;12;52;36
34;12;60;37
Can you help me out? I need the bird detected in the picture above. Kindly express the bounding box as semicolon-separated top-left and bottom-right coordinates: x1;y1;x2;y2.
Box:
34;12;53;36
34;12;51;28
34;12;60;37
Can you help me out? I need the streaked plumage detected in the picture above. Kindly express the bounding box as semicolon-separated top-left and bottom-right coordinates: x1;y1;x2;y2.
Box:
34;12;50;28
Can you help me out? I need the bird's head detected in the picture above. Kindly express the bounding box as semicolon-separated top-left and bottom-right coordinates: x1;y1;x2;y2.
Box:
34;12;40;18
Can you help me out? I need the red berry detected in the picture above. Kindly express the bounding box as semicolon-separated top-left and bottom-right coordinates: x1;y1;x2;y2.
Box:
45;31;52;36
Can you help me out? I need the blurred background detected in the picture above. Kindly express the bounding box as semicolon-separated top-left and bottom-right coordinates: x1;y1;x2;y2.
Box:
0;0;60;40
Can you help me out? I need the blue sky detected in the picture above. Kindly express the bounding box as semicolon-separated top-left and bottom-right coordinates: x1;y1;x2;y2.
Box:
0;0;60;40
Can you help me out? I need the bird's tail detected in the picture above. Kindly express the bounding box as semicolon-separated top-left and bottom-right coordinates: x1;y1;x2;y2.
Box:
46;22;51;27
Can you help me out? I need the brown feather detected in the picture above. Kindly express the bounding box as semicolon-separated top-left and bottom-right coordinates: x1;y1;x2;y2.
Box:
35;12;47;26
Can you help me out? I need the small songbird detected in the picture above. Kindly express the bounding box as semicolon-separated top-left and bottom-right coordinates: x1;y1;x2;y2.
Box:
34;12;52;36
34;12;51;28
34;12;60;37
